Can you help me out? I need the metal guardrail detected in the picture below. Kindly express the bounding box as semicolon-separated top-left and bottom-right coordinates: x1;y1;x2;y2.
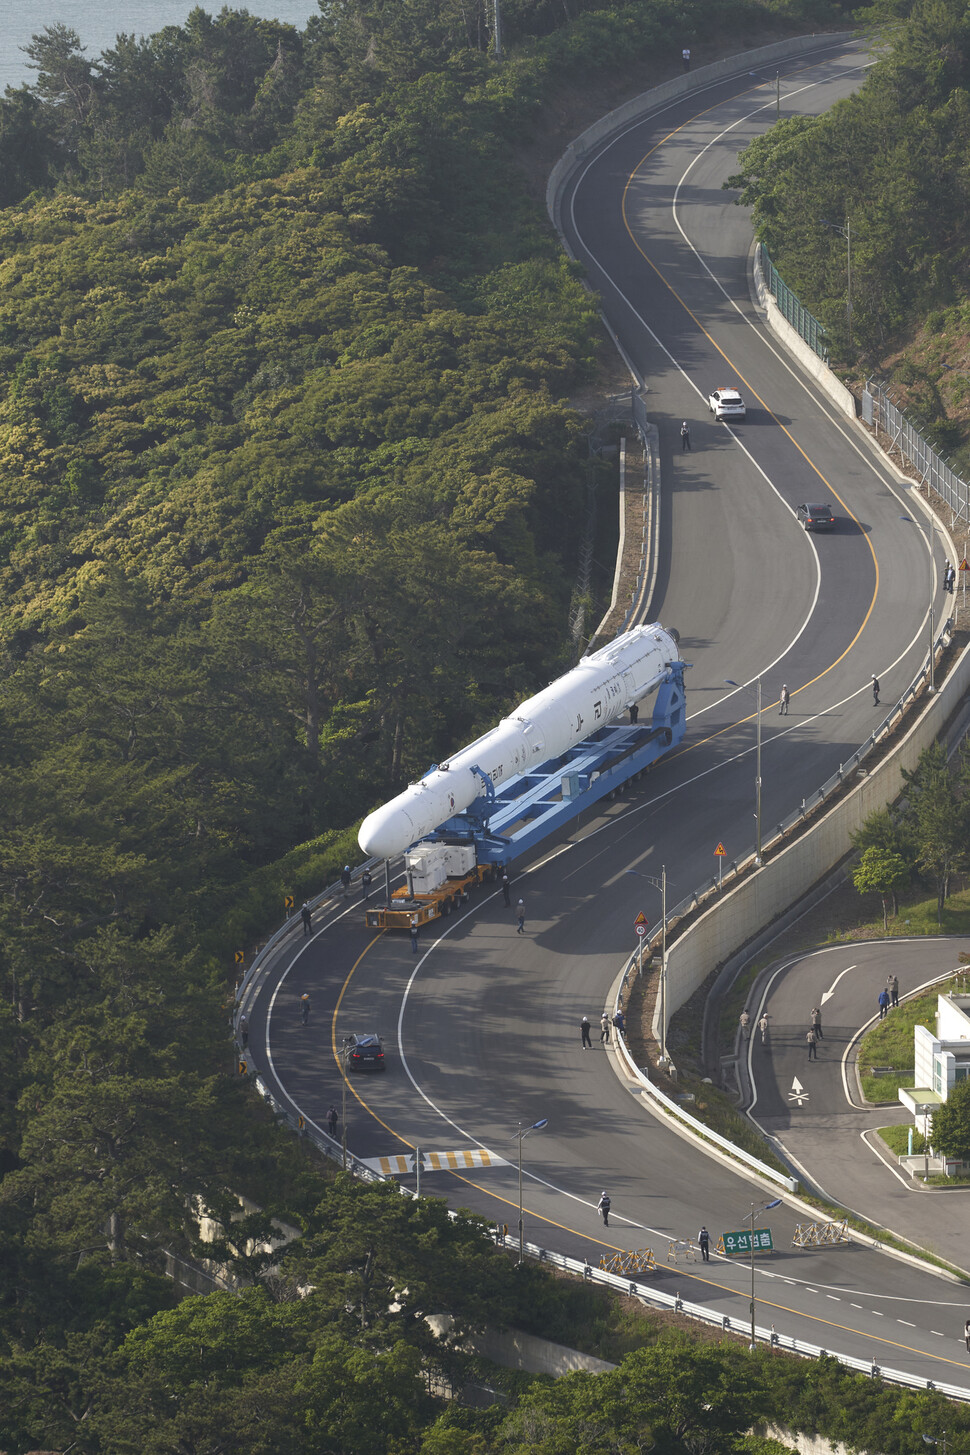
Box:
758;245;828;360
864;377;970;526
622;616;955;996
504;1234;970;1402
246;1059;970;1401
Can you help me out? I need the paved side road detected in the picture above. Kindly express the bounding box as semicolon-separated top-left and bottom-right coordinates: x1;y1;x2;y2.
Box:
743;937;970;1273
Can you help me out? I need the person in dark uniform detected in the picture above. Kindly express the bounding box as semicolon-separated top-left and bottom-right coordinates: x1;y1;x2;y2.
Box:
301;901;312;936
581;1016;592;1049
362;869;372;900
598;1191;611;1226
698;1226;711;1262
872;675;880;706
501;869;512;906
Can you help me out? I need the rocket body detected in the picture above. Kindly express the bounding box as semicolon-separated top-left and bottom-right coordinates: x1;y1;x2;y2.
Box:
358;624;680;860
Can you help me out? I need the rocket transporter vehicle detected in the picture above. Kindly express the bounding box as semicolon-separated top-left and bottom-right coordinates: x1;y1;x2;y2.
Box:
358;624;684;878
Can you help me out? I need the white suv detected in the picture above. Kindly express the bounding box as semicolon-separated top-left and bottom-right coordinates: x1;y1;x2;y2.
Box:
708;387;746;422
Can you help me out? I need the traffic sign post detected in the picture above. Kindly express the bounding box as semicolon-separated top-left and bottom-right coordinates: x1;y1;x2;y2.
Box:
715;842;726;889
634;911;648;975
721;1227;774;1256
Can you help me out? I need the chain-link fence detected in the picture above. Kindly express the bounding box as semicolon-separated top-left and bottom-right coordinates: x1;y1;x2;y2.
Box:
757;244;828;360
863;377;970;525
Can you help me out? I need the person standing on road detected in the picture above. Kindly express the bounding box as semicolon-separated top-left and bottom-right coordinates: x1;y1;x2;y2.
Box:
964;1318;970;1351
501;869;512;907
362;869;372;900
680;420;691;451
516;899;526;934
779;684;790;716
410;918;419;954
301;901;312;937
600;1011;611;1044
340;864;352;897
811;1006;823;1040
300;992;310;1025
239;1013;249;1048
872;674;880;706
806;1027;818;1060
327;1106;338;1138
888;974;899;1008
597;1191;611;1227
878;987;890;1019
613;1008;626;1036
698;1226;711;1262
581;1016;592;1050
739;1009;750;1038
759;1014;769;1045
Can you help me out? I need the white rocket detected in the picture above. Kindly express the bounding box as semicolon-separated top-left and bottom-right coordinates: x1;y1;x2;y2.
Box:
358;624;680;860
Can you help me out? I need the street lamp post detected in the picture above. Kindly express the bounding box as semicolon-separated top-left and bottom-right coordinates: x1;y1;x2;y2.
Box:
748;1197;781;1349
900;513;942;694
725;679;763;866
516;1118;547;1263
820;216;852;349
625;866;668;1062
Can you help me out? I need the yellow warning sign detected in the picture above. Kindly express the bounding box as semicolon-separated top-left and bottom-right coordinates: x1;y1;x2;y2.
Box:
633;911;648;926
238;1060;247;1076
961;558;969;571
284;894;294;911
715;843;726;856
234;950;244;965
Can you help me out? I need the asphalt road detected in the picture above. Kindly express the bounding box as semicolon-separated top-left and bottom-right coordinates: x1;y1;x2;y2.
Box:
746;937;970;1265
247;37;970;1389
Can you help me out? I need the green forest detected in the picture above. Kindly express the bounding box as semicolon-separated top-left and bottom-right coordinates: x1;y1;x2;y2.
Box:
6;0;968;1448
727;0;970;460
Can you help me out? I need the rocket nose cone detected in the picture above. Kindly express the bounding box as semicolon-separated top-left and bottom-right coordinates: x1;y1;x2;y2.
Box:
358;802;417;859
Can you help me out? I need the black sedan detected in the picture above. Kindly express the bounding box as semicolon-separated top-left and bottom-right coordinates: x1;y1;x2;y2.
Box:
343;1033;386;1071
796;502;836;531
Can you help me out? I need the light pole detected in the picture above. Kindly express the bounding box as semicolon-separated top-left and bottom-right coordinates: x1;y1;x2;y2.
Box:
515;1118;547;1263
900;513;942;694
923;1434;948;1455
748;1197;781;1348
725;678;763;866
625;866;668;1062
820;216;852;349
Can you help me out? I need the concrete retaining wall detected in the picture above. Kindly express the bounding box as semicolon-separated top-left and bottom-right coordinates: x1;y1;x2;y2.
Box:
547;33;852;237
664;642;970;1022
752;251;857;419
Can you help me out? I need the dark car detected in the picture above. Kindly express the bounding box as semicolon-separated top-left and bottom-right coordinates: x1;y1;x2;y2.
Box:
343;1033;386;1071
797;502;836;531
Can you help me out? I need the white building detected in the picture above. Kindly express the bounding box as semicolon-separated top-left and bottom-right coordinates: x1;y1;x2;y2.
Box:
912;992;970;1099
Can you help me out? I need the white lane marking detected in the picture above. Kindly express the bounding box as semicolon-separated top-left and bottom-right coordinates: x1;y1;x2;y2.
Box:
827;1295;841;1302
873;1310;884;1316
665;71;947;608
851;1303;863;1309
898;1320;916;1327
821;965;856;1006
789;1077;810;1106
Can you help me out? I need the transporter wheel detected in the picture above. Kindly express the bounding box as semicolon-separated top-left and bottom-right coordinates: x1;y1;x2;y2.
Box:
441;897;452;916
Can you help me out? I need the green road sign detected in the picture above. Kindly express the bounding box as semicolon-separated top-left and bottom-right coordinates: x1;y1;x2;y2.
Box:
722;1227;774;1256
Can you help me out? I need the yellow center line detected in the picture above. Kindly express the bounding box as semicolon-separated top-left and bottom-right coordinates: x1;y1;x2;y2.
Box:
331;943;968;1373
611;71;882;716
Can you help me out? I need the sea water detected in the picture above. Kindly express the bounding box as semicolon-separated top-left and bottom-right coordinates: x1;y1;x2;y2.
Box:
1;0;324;93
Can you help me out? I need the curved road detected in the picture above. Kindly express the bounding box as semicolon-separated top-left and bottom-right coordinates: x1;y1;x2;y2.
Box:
248;37;969;1387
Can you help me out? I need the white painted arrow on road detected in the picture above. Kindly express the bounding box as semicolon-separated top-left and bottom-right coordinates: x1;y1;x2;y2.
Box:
820;964;855;1006
788;1077;810;1106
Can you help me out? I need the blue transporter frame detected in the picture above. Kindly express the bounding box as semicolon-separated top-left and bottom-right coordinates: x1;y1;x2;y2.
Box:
425;660;687;865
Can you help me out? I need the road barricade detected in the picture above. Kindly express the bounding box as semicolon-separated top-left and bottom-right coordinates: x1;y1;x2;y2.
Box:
600;1248;656;1276
792;1219;850;1248
666;1238;699;1264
